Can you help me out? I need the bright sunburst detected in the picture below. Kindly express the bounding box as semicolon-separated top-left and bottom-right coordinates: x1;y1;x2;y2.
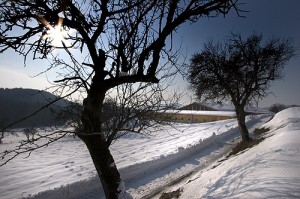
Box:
38;16;70;47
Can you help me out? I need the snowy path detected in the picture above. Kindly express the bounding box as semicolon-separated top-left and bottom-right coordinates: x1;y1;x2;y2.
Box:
136;138;239;199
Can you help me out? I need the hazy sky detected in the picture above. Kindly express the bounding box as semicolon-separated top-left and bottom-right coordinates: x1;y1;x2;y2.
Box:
0;0;299;107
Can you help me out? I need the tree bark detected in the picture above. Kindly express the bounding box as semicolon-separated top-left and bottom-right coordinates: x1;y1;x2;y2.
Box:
79;85;124;198
80;134;123;199
236;106;251;142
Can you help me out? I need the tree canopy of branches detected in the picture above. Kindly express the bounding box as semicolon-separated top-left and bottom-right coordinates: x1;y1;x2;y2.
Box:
0;0;242;198
187;33;295;142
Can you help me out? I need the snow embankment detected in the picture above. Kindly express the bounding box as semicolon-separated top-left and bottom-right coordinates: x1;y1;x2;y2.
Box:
178;107;300;198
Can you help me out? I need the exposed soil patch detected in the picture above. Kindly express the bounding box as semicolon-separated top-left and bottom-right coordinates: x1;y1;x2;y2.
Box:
226;127;271;158
159;188;182;199
253;127;270;137
227;138;264;158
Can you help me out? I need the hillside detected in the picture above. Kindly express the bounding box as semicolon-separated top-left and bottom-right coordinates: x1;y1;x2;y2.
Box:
0;88;70;128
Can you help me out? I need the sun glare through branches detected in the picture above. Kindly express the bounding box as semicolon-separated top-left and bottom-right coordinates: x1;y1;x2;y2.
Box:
38;15;71;48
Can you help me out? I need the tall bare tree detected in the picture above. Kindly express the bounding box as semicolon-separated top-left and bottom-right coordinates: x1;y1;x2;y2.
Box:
187;33;295;142
0;1;241;198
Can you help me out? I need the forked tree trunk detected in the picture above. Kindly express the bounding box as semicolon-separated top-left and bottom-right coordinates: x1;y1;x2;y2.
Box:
236;106;251;142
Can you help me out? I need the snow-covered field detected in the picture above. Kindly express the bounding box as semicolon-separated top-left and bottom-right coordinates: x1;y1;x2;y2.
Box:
0;107;299;199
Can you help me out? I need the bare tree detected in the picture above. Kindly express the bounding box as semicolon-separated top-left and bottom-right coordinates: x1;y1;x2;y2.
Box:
187;33;295;142
0;0;241;198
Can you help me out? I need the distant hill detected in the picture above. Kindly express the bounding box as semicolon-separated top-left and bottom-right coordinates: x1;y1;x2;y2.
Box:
0;88;71;129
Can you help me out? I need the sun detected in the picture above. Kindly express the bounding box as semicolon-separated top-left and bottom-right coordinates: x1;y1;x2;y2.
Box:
46;19;68;47
38;16;70;47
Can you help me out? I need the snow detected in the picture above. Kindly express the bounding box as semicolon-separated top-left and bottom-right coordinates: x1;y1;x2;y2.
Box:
178;107;300;198
0;107;299;199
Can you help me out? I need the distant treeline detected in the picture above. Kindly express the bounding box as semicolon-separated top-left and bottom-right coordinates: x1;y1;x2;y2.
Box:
268;103;300;113
0;88;71;129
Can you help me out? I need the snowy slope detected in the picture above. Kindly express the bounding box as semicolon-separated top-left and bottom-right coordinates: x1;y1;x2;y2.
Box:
177;107;300;199
0;113;270;199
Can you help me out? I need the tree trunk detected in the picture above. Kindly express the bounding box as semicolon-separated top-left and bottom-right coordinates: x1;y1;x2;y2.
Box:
79;85;125;198
80;134;123;198
236;106;251;142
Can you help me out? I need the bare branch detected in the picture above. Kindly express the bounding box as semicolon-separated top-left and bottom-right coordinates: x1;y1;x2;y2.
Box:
0;130;70;166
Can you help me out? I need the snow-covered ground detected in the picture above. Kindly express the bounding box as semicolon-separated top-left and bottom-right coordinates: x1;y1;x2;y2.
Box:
0;107;299;199
177;107;300;198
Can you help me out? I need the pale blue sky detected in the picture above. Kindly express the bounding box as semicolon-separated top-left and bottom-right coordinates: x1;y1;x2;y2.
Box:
0;0;299;107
